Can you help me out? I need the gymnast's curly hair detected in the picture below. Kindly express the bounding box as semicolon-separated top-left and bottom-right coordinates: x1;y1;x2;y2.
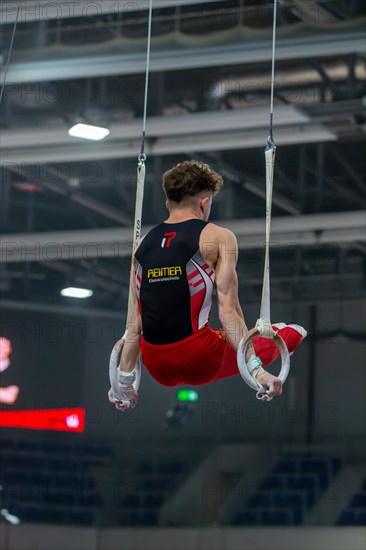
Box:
162;160;224;204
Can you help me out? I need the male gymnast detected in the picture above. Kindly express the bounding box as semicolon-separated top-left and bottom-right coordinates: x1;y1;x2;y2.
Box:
109;161;306;409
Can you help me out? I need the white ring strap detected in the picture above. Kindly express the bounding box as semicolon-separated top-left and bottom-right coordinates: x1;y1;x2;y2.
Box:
109;1;153;404
237;0;291;400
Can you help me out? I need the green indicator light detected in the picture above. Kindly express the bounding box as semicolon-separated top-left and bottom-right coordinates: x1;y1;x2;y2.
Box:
177;390;189;401
177;390;198;402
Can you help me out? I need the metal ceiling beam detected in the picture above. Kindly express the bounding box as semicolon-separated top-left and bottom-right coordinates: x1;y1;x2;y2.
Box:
1;211;364;263
1;106;309;149
290;1;340;23
214;61;366;94
2;31;364;83
243;182;300;215
6;165;131;226
299;145;365;206
201;153;301;216
2;126;336;164
328;143;365;194
0;0;222;24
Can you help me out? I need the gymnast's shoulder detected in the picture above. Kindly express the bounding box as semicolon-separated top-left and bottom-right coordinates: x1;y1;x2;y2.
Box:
202;223;237;244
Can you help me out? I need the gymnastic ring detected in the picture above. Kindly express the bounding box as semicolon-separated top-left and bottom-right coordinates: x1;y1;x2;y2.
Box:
109;337;142;405
237;328;290;401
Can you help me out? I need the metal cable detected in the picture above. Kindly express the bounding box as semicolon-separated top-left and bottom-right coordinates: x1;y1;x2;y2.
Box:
139;0;153;161
0;3;21;105
268;0;278;143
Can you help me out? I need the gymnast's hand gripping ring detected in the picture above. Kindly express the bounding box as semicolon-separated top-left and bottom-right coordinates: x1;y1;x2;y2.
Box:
237;321;290;402
109;334;142;409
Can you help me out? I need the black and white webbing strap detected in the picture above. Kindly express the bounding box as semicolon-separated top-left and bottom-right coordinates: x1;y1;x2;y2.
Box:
237;0;290;401
109;0;153;406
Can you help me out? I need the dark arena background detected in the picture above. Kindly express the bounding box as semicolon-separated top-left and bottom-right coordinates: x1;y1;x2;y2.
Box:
0;1;365;549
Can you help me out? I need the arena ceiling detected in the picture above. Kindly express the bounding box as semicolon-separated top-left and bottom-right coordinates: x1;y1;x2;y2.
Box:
0;0;365;316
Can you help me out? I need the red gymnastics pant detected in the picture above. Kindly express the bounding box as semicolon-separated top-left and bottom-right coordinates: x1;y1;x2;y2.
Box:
140;323;307;387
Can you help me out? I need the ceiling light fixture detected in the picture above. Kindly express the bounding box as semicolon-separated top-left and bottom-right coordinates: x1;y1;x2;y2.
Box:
0;508;21;525
68;123;110;141
60;287;93;299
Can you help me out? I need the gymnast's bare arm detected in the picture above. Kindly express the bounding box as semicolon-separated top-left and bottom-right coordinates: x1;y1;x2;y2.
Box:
202;224;282;397
209;226;252;351
119;264;142;375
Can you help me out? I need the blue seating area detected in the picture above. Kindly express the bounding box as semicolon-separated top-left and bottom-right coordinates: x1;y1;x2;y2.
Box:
0;439;113;526
1;439;191;527
118;459;188;526
4;439;356;528
234;456;342;526
337;478;366;526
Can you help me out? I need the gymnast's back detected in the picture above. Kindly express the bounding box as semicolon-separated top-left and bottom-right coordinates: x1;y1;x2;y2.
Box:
134;219;216;345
